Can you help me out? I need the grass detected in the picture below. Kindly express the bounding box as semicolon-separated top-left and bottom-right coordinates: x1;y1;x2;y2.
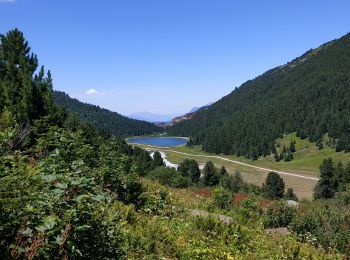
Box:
129;133;350;200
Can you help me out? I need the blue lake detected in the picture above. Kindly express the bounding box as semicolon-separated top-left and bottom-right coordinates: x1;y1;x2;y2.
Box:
128;136;188;147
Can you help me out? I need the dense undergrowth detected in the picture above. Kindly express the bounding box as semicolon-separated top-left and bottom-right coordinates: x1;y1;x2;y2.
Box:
0;110;346;258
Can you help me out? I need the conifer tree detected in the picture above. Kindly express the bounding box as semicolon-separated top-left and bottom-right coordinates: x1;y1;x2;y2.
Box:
186;137;194;147
262;172;285;199
152;151;164;167
274;151;280;162
231;171;244;193
203;161;220;186
219;166;228;177
0;29;54;123
0;29;37;122
177;159;200;183
314;158;337;199
290;141;296;153
285;188;298;201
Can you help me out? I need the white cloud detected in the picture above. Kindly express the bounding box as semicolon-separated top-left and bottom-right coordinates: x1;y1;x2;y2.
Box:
0;0;16;3
85;88;105;97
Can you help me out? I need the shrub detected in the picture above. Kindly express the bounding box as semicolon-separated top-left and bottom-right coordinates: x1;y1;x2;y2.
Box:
285;188;298;201
263;200;297;228
221;171;244;193
212;187;232;209
290;202;350;255
147;167;192;188
236;197;263;224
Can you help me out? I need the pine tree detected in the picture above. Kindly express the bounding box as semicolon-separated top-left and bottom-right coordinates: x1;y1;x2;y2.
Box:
274;151;280;162
203;161;220;186
177;159;200;183
285;188;298;201
262;172;285;199
0;29;37;122
231;171;244;193
317;140;324;150
0;29;54;123
284;148;293;162
290;141;296;153
219;166;228;177
282;145;287;154
314;158;337;199
152;151;164;167
186;137;194;147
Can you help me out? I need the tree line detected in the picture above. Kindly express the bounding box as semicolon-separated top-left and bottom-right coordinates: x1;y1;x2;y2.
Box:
54;91;161;137
147;154;298;201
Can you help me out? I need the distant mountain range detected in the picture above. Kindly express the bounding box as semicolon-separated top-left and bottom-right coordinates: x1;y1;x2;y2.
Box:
148;102;213;127
128;102;214;125
128;112;178;123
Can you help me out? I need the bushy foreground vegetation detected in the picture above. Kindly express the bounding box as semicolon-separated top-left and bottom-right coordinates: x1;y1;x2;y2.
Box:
0;28;348;258
0;113;343;258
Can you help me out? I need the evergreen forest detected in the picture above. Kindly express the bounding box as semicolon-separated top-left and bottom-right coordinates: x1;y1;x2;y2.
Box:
168;33;350;159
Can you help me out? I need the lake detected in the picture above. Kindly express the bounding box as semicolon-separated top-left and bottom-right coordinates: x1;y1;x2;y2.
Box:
128;136;188;147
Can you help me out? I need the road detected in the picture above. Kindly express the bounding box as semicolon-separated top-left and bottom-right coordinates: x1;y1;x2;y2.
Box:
151;148;320;181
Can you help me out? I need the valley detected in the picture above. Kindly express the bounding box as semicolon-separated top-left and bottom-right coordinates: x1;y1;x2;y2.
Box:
2;3;350;256
130;133;350;199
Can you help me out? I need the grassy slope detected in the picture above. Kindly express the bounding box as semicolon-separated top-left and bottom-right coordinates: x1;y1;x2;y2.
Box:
134;179;341;259
130;133;350;200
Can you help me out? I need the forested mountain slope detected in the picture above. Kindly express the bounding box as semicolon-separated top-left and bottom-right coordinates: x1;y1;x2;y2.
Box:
168;33;350;158
54;91;160;136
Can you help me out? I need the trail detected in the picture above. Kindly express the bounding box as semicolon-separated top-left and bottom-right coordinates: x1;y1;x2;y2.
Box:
148;148;320;181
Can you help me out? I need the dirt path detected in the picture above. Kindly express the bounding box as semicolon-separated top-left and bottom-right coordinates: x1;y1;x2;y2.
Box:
154;149;320;181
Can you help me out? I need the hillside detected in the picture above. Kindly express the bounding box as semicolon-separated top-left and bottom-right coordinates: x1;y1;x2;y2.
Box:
168;33;350;158
54;91;160;136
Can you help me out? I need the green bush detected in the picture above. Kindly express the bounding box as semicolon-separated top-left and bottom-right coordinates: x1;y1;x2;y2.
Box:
212;187;232;209
147;166;192;188
290;202;350;255
264;200;297;228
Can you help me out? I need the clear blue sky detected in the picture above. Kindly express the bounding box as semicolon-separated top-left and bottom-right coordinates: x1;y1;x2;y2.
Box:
1;0;349;116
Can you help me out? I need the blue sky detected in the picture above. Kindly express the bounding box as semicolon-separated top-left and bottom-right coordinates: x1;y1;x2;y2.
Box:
1;0;349;116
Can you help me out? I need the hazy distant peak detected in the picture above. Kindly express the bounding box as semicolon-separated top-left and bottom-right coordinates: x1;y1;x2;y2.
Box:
128;112;178;123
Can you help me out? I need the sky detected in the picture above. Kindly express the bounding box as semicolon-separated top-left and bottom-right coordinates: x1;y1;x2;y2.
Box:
1;0;350;116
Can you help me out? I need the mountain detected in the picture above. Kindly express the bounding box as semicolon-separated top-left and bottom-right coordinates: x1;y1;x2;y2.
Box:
168;33;350;158
53;91;161;136
189;106;200;113
131;103;214;127
170;102;213;125
189;102;214;113
128;111;178;123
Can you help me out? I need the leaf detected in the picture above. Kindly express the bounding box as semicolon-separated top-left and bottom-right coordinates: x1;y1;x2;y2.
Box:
36;215;57;232
55;182;68;190
76;225;91;231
